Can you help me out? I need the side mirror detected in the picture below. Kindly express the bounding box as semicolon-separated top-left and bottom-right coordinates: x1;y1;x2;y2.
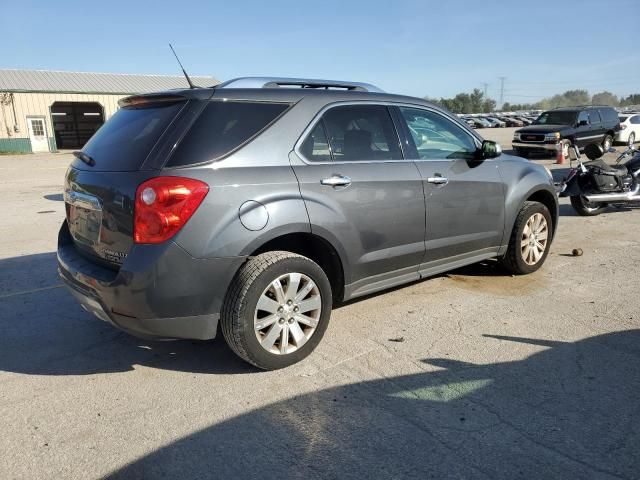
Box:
480;140;502;159
578;120;589;127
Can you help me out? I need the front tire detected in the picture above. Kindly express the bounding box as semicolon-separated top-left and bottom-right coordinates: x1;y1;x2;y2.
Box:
500;201;552;275
570;195;608;216
221;251;332;370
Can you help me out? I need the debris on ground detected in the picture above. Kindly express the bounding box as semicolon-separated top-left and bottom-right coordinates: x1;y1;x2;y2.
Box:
572;248;584;257
388;337;405;343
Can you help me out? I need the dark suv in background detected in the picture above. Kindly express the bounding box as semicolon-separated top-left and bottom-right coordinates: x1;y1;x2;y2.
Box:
512;106;620;157
58;77;558;370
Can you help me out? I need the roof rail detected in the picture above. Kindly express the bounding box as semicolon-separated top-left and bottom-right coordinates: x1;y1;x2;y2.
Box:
214;77;385;93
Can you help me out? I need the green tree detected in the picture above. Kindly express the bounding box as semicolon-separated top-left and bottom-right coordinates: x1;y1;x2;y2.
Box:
482;98;497;113
470;89;484;113
591;91;619;106
539;89;590;109
620;94;640;107
433;89;496;114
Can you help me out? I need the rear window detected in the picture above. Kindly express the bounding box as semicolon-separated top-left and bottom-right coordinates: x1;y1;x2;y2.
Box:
167;101;290;167
619;116;629;122
81;101;185;171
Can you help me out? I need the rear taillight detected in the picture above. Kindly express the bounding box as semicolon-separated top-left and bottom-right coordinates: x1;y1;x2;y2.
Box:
134;177;209;244
620;124;627;130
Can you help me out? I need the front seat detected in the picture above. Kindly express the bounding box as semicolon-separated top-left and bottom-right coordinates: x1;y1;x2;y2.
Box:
583;143;627;176
343;130;373;161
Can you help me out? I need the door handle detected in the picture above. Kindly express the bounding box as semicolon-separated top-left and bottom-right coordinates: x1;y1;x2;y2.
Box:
427;176;449;185
321;174;352;187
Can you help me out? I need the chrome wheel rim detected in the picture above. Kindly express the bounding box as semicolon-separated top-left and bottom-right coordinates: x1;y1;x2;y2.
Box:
629;133;635;147
603;137;611;151
521;213;548;266
254;272;321;355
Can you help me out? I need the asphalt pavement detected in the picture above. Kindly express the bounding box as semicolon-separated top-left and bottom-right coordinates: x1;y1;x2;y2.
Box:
0;139;638;479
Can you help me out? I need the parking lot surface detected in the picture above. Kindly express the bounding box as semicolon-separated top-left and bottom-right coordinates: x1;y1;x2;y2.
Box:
1;133;639;479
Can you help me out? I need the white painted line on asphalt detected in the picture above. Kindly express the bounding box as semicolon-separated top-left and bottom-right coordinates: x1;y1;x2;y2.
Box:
0;284;64;300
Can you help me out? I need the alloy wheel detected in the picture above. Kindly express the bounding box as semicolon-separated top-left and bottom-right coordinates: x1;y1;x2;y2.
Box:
521;213;548;265
254;272;322;355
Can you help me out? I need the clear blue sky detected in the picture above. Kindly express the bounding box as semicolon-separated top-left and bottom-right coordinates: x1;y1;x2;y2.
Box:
2;0;639;102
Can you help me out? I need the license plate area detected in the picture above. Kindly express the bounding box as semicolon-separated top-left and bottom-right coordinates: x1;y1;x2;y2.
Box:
65;190;103;247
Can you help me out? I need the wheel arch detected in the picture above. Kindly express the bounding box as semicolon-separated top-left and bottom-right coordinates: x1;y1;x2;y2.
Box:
246;231;347;304
526;188;558;239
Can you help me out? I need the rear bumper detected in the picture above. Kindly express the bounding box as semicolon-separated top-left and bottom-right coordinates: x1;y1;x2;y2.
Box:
512;141;558;151
614;131;630;142
57;221;246;340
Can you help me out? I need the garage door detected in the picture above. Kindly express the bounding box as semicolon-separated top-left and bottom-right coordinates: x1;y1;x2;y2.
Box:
51;102;104;149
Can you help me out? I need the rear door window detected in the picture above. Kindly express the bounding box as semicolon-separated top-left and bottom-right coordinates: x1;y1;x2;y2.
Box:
321;105;402;162
81;101;185;171
167;101;290;167
589;110;602;124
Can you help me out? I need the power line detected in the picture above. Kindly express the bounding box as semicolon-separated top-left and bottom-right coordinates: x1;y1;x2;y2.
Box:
504;77;639;86
481;82;489;98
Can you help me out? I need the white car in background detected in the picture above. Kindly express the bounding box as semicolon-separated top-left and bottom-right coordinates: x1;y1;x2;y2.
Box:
615;113;640;145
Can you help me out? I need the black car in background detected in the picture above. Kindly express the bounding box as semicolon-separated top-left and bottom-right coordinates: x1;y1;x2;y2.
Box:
512;106;620;157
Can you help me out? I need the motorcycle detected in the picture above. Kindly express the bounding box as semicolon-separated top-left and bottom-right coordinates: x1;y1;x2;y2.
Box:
560;143;640;216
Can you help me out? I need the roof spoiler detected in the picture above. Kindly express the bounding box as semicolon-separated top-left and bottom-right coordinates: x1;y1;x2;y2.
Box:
118;93;187;108
214;77;385;93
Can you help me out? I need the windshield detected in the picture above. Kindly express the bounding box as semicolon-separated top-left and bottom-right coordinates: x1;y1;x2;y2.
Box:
534;111;577;126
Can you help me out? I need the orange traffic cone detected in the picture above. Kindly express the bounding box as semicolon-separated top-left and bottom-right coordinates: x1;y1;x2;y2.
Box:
556;142;566;164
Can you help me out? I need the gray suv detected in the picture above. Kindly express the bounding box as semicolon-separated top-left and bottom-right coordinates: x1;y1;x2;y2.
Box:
58;77;558;369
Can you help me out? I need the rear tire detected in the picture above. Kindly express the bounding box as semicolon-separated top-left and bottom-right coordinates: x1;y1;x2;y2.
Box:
221;251;332;370
570;195;608;216
500;201;552;275
602;134;613;152
628;132;635;146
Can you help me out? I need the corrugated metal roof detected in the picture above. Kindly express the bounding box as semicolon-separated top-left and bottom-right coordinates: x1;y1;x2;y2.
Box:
0;69;220;94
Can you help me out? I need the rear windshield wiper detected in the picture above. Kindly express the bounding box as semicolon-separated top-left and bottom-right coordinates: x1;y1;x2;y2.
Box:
73;151;95;167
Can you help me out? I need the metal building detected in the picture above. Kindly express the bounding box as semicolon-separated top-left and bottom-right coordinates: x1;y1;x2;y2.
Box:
0;69;219;154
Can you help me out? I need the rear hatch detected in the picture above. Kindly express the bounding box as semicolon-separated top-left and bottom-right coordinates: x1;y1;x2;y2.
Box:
64;95;190;269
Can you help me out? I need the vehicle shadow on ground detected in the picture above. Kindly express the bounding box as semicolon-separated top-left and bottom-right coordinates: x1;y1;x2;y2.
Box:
0;252;253;376
105;330;640;479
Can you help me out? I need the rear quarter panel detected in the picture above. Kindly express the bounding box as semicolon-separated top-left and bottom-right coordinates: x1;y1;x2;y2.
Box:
163;100;317;259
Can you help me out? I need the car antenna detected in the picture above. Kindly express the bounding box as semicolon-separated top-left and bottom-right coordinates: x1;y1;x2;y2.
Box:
169;43;197;89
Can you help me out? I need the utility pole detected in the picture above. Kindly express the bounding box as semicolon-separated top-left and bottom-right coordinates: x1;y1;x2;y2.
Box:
498;76;506;108
481;82;489;98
